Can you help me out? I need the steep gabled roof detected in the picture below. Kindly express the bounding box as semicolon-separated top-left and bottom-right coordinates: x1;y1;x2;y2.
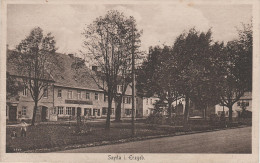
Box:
6;50;139;95
6;49;104;91
7;50;55;82
51;53;103;91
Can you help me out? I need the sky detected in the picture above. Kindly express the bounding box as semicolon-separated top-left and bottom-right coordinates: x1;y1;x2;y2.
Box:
7;4;252;54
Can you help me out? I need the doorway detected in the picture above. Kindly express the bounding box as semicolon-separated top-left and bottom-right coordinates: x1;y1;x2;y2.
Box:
9;106;17;121
41;106;47;122
77;107;81;117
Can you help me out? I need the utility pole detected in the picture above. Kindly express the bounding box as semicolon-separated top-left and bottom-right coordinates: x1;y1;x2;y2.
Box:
131;21;136;137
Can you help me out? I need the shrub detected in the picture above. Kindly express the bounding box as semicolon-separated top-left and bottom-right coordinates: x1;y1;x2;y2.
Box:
209;114;220;126
146;114;167;125
173;115;184;126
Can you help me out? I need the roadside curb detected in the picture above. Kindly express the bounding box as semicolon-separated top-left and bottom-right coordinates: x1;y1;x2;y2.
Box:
22;125;250;153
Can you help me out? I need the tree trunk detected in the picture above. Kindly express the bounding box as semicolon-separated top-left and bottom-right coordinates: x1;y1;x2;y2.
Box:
105;98;112;130
31;101;38;126
204;106;207;120
228;106;233;122
115;96;122;122
168;99;173;124
183;95;190;126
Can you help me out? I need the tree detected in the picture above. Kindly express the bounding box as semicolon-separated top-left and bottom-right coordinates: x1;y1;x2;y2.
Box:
114;72;131;122
172;28;217;125
82;10;142;130
153;46;182;123
136;46;182;123
136;46;161;98
6;72;23;100
218;21;252;122
12;27;57;125
188;42;225;119
114;33;143;122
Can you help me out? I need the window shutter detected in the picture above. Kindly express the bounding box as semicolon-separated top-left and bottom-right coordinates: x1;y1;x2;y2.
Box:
72;108;75;116
98;109;100;116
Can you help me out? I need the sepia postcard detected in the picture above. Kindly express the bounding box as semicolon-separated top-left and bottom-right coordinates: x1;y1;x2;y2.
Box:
0;0;259;162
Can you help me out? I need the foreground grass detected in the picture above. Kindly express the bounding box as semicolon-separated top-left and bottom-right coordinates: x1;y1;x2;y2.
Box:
6;120;250;153
6;122;169;152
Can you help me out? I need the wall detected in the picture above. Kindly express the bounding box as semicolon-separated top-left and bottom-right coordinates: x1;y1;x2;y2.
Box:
7;84;54;122
215;92;252;118
141;97;160;117
53;86;117;119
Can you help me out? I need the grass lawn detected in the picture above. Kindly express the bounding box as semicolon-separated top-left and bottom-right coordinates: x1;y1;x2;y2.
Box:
6;119;248;153
6;122;170;152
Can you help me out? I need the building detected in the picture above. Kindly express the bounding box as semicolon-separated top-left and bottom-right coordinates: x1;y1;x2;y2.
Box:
136;96;160;117
6;50;136;122
214;91;252;118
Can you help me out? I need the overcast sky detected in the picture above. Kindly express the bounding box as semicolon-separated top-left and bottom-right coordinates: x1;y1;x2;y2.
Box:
7;4;252;54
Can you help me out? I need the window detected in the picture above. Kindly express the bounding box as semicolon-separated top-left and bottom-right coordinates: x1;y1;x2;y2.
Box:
93;108;100;116
58;89;62;98
146;110;149;115
22;106;27;116
117;85;121;93
104;94;107;102
124;97;131;104
66;107;72;115
146;99;149;105
136;98;138;104
43;87;48;98
95;93;99;100
150;99;153;104
77;90;82;99
67;90;72;99
86;92;90;100
111;108;114;115
22;86;28;96
84;108;92;116
245;102;249;106
97;109;100;116
58;107;64;115
125;109;131;115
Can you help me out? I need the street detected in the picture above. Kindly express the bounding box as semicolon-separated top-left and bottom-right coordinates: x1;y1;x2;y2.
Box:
59;127;251;153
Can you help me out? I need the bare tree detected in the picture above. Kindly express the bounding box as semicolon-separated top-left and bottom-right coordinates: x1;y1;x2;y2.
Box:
82;10;142;130
12;27;57;125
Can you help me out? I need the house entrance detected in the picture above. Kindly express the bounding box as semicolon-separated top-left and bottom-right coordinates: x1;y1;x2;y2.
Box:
9;106;17;121
77;107;81;116
41;106;48;122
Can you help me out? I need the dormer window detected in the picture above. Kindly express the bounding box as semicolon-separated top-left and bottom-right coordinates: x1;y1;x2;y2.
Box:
86;92;90;100
95;93;99;100
77;90;82;99
58;89;62;98
67;90;72;99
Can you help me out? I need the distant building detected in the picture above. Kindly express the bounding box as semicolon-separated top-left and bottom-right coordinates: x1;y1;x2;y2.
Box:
214;91;252;118
136;96;160;117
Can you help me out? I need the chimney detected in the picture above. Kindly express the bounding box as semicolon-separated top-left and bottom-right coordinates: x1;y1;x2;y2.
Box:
68;54;74;58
